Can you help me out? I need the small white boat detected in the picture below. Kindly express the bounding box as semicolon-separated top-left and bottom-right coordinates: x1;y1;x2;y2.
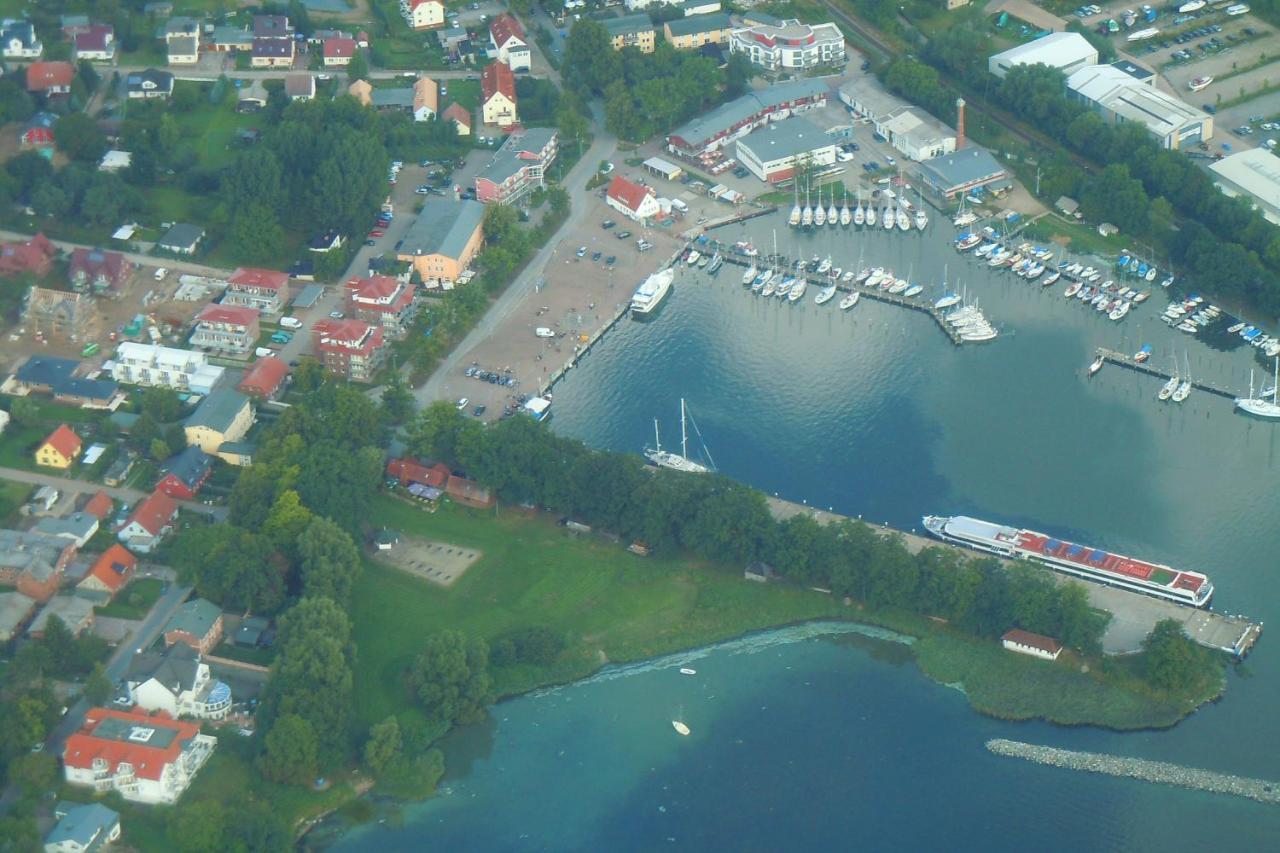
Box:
854;204;865;226
865;206;876;227
788;280;808;303
815;284;838;305
673;720;691;736
889;278;909;294
680;668;697;675
1089;355;1104;375
914;208;928;230
896;207;911;232
1064;282;1081;298
961;326;998;342
1188;75;1213;92
1145;267;1158;282
742;264;758;286
1042;271;1061;287
686;250;700;266
827;198;839;227
882;207;894;230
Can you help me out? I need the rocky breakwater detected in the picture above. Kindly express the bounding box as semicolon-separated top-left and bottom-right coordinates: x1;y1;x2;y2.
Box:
986;739;1280;805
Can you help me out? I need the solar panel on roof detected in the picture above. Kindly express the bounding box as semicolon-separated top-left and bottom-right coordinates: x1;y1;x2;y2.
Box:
1066;544;1084;557
1089;549;1106;563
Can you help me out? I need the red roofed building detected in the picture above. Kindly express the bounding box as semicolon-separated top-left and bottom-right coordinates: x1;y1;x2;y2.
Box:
323;36;357;66
386;457;450;488
0;233;56;277
77;544;137;601
480;60;518;128
36;424;82;469
345;275;418;338
224;267;289;314
63;708;217;804
73;24;116;61
606;175;660;222
68;247;133;294
26;61;76;94
190;302;260;354
117;488;178;554
489;14;530;72
1001;628;1063;661
311;318;387;382
443;102;472;136
238;355;290;400
82;491;114;521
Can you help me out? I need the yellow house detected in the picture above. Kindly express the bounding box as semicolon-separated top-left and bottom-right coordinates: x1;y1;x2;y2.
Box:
663;13;732;50
183;388;255;455
397;200;485;284
481;60;518;127
36;424;82;469
605;14;656;53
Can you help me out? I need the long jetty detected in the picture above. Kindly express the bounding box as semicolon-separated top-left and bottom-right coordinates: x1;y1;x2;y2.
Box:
1095;347;1243;400
711;241;966;345
987;739;1280;806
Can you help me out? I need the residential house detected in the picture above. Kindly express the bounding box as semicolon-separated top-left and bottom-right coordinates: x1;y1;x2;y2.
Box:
28;596;95;638
234;615;272;647
0;591;37;641
413;76;438;120
603;14;655;53
184;386;254;454
36;424;83;469
345;275;419;338
111;343;224;393
396;199;486;284
323;36;357;66
156;446;212;500
43;801;121;853
438;24;469;53
166;36;199;66
481;60;518;128
63;708;217;804
606;175;661;221
23;288;99;342
68;247;133;294
117;488;178;554
311;318;388;382
216;441;254;467
77;544;137;603
33;512;99;548
208;25;251;52
251;14;294;68
307;228;344;253
285;73;315;101
19;112;56;148
237;356;290;400
1001;628;1063;661
7;356;121;409
489;13;531;72
0;529;76;602
161;16;199;42
1;20;42;59
474;127;558;205
347;78;373;104
666;78;828;161
401;0;445;30
126;643;232;721
728;15;845;71
0;233;56;276
387;457;450;488
189;303;260;354
444;473;494;508
163;598;223;654
354;77;438;121
443;102;472;136
73;24;115;62
82;491;114;522
156;223;204;255
663;12;731;50
224;267;289;313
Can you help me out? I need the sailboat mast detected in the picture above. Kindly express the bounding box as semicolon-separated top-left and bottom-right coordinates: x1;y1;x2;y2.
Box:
654;418;661;453
680;399;689;460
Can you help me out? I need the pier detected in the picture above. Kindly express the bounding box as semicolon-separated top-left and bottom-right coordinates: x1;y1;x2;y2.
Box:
765;496;1262;658
1095;347;1243;400
703;205;779;232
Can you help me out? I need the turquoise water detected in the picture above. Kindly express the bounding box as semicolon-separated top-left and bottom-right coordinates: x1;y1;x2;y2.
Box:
334;218;1280;850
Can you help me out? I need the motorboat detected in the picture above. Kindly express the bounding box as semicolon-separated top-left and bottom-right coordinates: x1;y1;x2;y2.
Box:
761;277;777;297
1145;267;1158;282
815;284;838;305
934;291;962;310
956;233;982;251
673;720;691;736
1064;281;1082;298
1089;355;1104;375
1189;75;1213;92
1134;344;1152;363
889;278;909;294
630;268;675;316
817;256;832;275
1160;276;1174;289
742;264;758;286
788;280;808;302
686;250;700;266
841;269;856;283
855;268;873;283
1178;321;1198;333
904;284;923;298
961;325;998;342
1043;271;1061;287
1109;301;1131;321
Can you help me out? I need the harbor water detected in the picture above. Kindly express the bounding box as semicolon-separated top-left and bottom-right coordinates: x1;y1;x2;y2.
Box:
332;216;1280;850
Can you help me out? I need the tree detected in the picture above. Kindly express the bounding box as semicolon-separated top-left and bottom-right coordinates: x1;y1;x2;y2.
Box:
261;489;314;556
724;51;754;99
1140;619;1211;690
381;372;415;425
229;202;287;264
406;631;492;726
564;19;620;94
8;396;39;428
347;50;368;83
7;752;56;797
141;386;183;422
407;401;479;465
149;437;173;462
364;715;402;773
297;516;362;606
53;112;108;162
84;661;114;705
5;150;53;203
259;714;320;784
166;799;227;853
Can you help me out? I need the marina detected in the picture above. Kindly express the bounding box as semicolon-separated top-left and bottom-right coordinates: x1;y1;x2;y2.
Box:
1093;347;1244;400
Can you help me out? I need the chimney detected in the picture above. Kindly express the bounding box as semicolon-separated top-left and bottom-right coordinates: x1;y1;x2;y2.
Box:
955;98;966;151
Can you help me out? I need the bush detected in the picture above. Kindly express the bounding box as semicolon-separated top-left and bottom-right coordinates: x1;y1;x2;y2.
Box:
491;626;566;666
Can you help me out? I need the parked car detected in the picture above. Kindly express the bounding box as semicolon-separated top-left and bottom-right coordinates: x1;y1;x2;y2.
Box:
616;230;631;239
576;246;587;257
602;219;616;229
591;251;602;261
456;397;469;410
329;311;345;319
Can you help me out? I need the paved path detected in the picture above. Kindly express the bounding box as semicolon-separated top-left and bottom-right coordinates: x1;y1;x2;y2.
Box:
0;229;232;280
0;466;225;519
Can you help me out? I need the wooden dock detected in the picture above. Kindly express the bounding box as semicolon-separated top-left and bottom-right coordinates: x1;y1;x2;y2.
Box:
1095;348;1242;400
704;205;779;232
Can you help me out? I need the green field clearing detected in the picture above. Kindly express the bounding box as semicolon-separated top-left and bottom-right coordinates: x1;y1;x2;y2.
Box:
95;578;165;620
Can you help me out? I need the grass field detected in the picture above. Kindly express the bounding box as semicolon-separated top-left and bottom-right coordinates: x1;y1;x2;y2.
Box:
0;479;31;524
95;578;165;620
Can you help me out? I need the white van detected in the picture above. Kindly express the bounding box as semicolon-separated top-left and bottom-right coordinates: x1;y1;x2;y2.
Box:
153;267;168;281
279;316;303;330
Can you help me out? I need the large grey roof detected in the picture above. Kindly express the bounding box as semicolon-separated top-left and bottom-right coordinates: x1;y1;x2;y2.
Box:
603;14;653;38
29;595;95;635
917;147;1007;189
158;222;204;251
666;12;731;37
669;79;829;149
128;642;200;694
0;591;36;641
400;200;485;260
737;116;832;162
33;512;99;542
186;386;249;433
477;128;558;185
45;802;119;849
164;597;221;639
371;88;415;109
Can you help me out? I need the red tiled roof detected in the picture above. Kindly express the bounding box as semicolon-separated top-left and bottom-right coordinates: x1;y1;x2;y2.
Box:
489;13;526;46
606;175;654;213
324;37;357;58
481;60;515;102
409;0;443;9
197;302;259;326
26;62;75;92
387;457;449;488
443;102;472;128
238;356;290;397
313;318;382;349
125;489;178;537
1002;629;1062;655
228;267;289;291
68;248;130;285
74;24;114;52
64;708;200;781
0;233;57;273
42;424;82;460
85;544;136;593
83;491;114;521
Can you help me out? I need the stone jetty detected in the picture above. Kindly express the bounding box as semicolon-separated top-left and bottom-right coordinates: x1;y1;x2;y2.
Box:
987;739;1280;805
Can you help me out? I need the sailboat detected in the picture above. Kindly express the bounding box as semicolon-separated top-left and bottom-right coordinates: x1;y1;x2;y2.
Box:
840;191;852;227
865;204;876;227
1235;359;1280;418
895;205;910;232
914;189;928;230
827;193;838;228
881;205;893;231
1157;355;1180;401
741;263;758;286
814;188;827;227
1171;353;1192;402
645;399;713;473
934;265;960;309
854;199;865;227
801;187;813;228
788;183;801;228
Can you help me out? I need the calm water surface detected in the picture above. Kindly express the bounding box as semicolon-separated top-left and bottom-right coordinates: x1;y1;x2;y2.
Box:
335;217;1280;851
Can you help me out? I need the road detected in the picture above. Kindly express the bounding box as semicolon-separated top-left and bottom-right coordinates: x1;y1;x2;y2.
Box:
0;466;226;519
0;228;231;281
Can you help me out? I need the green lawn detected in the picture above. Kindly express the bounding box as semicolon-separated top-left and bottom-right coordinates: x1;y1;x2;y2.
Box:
0;478;31;524
95;578;165;620
350;497;848;728
212;640;277;667
440;80;480;113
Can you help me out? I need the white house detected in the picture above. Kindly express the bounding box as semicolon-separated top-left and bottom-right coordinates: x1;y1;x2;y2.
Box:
1;21;43;59
44;802;120;853
126;644;233;721
988;31;1098;80
401;0;444;30
63;708;216;805
877;106;957;162
489;14;531;73
727;15;844;72
606;175;661;221
1001;629;1063;661
116;489;178;555
110;342;225;394
735;116;837;183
